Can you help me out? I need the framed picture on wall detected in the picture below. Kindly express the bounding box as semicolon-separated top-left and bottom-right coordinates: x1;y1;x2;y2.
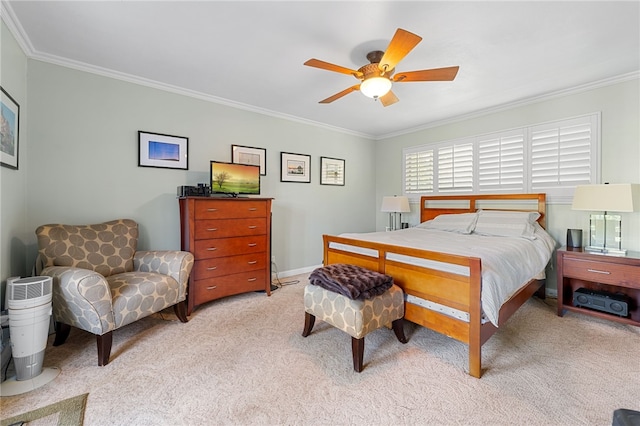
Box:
231;144;267;175
138;131;189;170
280;152;311;183
1;86;20;170
320;157;345;186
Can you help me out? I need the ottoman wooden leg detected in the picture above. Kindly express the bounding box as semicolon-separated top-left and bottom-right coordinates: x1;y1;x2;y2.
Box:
352;337;364;372
302;312;316;337
392;319;408;344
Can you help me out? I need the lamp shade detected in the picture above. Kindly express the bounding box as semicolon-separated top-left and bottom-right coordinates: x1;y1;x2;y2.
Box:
360;77;392;98
571;184;640;212
381;196;411;213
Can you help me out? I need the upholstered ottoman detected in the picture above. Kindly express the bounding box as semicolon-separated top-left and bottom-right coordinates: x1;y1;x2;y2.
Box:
302;278;407;372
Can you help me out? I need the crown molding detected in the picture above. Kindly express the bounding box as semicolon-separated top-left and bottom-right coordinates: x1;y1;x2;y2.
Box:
0;2;35;55
3;2;636;142
376;71;640;140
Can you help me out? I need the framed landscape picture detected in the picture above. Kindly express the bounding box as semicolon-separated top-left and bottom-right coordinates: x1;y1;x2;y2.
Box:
320;156;345;186
1;86;20;169
138;131;188;170
281;152;311;183
231;144;266;175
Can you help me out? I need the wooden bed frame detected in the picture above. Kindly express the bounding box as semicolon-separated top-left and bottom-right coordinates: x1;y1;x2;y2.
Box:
323;193;547;378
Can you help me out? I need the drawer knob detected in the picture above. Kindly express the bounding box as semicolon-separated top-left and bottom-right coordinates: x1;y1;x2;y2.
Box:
247;277;257;282
207;266;218;271
248;208;257;211
248;225;257;229
248;243;257;247
248;260;257;265
587;268;611;275
207;228;218;232
206;286;217;290
207;247;217;251
207;208;218;212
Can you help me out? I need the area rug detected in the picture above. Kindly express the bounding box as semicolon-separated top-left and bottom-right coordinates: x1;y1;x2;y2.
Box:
1;393;88;426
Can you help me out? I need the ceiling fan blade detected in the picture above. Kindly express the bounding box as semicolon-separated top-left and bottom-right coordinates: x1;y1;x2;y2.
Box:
319;85;360;104
393;66;460;82
379;28;422;72
304;59;363;78
379;90;399;107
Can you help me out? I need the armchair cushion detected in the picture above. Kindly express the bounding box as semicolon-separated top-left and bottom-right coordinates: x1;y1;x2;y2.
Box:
36;219;138;277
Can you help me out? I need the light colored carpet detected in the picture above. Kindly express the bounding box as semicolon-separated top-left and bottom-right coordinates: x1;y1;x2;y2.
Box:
1;273;638;425
0;393;87;426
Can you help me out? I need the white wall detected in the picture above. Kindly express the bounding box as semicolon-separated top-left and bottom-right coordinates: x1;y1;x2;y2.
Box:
0;19;28;306
375;78;640;291
19;60;376;276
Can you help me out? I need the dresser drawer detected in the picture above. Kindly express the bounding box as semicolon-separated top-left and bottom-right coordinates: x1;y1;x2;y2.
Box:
194;200;267;219
194;218;266;239
562;257;640;289
193;235;267;260
192;253;267;280
192;272;266;304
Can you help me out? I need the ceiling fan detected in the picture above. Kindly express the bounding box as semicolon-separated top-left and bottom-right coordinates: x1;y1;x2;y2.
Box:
304;28;459;107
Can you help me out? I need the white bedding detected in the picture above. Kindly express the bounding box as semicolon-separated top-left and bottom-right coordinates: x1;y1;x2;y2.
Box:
333;224;556;326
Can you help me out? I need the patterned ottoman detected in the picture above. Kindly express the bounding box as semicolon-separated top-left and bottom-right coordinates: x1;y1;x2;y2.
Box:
302;280;407;372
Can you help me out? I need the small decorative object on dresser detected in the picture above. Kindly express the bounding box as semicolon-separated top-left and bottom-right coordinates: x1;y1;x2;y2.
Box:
179;196;273;315
557;247;640;327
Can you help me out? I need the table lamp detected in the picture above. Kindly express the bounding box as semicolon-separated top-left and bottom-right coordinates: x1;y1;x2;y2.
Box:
381;196;411;231
571;183;640;255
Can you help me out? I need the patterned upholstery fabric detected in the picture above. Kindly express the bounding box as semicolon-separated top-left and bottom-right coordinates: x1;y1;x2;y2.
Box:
36;219;138;277
304;283;404;339
35;220;194;335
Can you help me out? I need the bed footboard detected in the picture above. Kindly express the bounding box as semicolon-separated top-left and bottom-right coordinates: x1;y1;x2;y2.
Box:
323;234;487;377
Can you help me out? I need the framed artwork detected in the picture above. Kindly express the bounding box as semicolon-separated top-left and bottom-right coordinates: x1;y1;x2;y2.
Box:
280;152;311;183
1;86;20;170
320;157;345;186
138;131;188;170
231;144;267;175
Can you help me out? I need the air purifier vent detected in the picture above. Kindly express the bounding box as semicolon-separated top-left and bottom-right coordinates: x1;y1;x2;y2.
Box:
7;276;52;307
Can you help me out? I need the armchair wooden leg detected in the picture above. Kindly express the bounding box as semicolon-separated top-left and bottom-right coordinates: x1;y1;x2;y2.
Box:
301;312;315;337
97;332;113;366
53;322;71;346
352;336;364;372
174;301;189;323
392;319;408;343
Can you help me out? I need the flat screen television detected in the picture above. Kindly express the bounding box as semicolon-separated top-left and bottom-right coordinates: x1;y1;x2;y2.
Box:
210;161;260;196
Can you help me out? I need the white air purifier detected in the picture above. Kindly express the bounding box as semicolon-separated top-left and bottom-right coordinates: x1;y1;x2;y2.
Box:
0;276;60;397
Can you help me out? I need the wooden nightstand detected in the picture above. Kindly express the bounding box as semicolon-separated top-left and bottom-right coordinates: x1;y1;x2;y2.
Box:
556;247;640;326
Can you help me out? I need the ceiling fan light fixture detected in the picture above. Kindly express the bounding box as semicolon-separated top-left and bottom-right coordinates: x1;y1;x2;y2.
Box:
360;76;392;99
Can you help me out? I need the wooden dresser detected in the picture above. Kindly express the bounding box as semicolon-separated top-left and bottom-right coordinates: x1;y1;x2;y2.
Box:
178;196;273;315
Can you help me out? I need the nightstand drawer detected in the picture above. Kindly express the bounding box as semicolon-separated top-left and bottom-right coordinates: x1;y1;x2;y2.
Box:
563;258;640;289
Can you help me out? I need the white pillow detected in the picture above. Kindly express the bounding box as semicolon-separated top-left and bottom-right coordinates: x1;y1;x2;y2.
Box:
416;212;478;234
473;210;540;239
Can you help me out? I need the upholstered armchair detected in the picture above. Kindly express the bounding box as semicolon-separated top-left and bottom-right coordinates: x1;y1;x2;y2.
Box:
35;219;194;366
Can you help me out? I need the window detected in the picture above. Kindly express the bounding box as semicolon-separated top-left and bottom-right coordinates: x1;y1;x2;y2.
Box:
402;113;600;203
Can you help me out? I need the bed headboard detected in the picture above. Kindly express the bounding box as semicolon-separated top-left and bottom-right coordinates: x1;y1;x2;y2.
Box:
420;193;546;228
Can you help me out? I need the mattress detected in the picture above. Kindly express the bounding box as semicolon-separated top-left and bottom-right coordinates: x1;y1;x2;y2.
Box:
331;224;556;326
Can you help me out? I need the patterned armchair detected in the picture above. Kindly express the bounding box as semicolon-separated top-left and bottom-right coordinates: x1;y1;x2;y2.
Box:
35;219;194;366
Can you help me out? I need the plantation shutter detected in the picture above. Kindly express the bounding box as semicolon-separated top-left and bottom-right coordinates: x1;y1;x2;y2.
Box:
404;148;434;193
438;143;473;192
478;130;525;192
530;115;596;190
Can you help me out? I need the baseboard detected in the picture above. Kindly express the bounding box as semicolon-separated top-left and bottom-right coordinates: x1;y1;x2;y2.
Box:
272;264;320;280
546;288;558;298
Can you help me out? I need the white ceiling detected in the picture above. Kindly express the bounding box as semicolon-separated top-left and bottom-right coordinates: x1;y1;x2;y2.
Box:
3;1;639;139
